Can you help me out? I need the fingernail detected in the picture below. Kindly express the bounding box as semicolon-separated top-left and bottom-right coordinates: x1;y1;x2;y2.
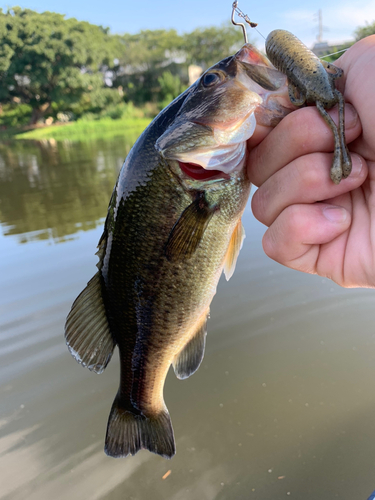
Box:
329;104;358;129
344;104;358;129
348;153;363;177
323;206;348;223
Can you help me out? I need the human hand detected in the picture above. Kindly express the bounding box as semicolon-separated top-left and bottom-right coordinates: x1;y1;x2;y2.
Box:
247;35;375;288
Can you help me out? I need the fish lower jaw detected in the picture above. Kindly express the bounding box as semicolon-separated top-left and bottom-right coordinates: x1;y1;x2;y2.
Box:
178;161;230;181
177;151;247;183
178;141;247;176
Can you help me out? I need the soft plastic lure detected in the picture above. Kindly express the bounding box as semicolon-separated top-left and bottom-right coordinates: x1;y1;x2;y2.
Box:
265;29;352;184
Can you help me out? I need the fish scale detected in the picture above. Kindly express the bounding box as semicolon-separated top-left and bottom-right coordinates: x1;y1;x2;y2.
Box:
104;156;250;438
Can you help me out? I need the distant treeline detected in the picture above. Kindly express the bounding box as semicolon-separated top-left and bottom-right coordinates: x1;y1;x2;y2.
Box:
0;7;373;128
0;7;244;127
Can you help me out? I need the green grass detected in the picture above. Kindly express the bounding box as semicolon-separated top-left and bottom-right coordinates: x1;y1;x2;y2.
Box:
13;117;152;141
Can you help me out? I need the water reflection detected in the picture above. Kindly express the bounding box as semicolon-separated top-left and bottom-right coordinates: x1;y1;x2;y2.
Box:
2;134;375;499
0;134;139;243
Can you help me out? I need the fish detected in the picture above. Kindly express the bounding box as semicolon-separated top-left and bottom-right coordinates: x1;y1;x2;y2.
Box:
64;43;295;459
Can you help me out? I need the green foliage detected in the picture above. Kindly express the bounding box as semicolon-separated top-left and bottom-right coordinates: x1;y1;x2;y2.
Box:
114;29;187;105
0;103;32;127
70;77;123;117
119;29;184;68
99;102;145;120
157;71;183;109
354;21;375;40
0;7;119;122
183;23;245;68
114;24;244;106
15;116;151;141
0;10;254;129
318;42;353;62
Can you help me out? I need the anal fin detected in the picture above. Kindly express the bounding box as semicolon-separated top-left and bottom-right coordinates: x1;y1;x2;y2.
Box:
65;272;115;374
224;219;245;281
173;311;209;380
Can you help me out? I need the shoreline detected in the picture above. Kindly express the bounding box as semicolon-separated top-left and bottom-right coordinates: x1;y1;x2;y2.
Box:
0;117;152;142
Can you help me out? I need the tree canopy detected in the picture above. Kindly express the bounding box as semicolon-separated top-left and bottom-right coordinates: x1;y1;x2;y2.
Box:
355;21;375;40
0;8;248;125
114;23;244;105
183;24;244;67
0;7;119;122
3;6;372;129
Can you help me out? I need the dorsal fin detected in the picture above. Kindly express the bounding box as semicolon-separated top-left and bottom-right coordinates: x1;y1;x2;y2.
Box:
172;311;209;380
224;219;245;281
65;271;115;374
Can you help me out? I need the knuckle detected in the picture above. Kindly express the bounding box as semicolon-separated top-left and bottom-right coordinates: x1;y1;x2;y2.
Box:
284;108;329;153
282;204;305;235
283;109;311;141
295;155;327;189
248;147;266;186
251;187;268;224
262;228;278;259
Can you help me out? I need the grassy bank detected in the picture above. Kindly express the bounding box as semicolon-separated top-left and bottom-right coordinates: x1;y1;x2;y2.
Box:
12;116;152;142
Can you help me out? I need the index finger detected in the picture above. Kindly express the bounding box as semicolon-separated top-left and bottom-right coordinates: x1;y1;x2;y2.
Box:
247;103;361;187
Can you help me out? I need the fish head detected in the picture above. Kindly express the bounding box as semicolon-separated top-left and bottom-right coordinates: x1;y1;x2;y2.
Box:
156;43;295;182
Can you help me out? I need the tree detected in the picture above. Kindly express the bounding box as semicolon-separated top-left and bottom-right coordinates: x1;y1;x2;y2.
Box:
114;24;246;105
355;21;375;40
158;71;183;109
183;23;245;68
114;29;186;105
0;8;119;123
119;29;184;69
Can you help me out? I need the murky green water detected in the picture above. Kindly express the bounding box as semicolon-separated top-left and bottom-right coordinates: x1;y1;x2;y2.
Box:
1;136;375;500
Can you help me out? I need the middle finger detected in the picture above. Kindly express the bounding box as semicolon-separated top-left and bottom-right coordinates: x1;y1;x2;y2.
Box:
247;103;361;187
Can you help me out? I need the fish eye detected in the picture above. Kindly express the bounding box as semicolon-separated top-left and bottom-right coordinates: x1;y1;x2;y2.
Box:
202;72;221;87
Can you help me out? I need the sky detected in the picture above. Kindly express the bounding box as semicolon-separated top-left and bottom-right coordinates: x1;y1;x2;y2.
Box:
2;0;375;48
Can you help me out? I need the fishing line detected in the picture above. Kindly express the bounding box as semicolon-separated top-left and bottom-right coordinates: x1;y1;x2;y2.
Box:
320;48;349;59
230;1;349;60
254;27;266;40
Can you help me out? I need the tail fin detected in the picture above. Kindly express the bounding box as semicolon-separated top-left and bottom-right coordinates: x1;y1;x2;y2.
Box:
104;395;175;459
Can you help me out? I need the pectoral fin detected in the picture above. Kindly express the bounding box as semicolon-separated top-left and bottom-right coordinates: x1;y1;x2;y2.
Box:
224;219;245;281
165;192;216;262
173;310;209;380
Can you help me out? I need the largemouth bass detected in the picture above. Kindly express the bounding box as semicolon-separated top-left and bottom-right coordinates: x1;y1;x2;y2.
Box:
65;44;294;459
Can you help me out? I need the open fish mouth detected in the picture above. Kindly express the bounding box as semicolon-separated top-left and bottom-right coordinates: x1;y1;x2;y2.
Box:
156;42;295;181
178;161;229;181
157;107;257;179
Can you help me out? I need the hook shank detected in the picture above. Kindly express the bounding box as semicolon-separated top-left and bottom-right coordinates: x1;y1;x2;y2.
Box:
231;1;258;44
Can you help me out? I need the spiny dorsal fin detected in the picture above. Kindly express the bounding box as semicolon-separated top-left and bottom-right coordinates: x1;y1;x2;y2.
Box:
65;272;115;374
224;219;245;281
172;311;209;380
165;192;216;262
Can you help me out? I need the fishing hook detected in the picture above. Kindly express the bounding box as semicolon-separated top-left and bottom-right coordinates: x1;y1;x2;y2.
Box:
231;1;258;44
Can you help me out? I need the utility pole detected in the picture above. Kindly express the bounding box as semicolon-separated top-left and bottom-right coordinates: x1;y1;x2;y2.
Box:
317;9;323;42
312;9;329;56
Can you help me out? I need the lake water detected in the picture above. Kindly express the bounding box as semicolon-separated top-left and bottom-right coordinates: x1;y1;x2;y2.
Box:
1;135;375;500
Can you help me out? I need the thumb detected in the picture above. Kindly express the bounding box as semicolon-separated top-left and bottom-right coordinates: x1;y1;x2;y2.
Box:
262;203;350;275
